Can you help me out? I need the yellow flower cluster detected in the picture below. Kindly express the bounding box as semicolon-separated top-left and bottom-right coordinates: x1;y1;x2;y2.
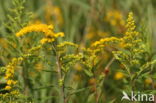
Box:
144;78;152;85
81;48;101;70
125;12;136;31
61;53;83;72
16;24;54;37
114;72;124;80
113;12;146;68
122;12;142;47
4;57;23;91
28;45;42;52
122;13;139;46
125;12;145;61
40;32;64;44
91;37;121;47
16;24;64;44
105;10;125;26
0;90;19;98
57;41;78;48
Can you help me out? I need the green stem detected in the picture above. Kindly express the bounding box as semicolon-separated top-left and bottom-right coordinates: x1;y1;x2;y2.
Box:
52;44;66;103
96;57;115;103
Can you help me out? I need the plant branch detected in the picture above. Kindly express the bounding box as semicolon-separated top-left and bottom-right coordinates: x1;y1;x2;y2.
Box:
52;44;66;103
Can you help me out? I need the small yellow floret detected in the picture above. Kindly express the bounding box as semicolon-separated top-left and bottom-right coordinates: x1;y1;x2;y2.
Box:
5;86;12;90
7;80;17;85
145;78;152;85
114;72;124;80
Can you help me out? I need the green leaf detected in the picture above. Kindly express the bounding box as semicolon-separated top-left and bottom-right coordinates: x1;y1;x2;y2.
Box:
69;86;91;95
84;69;93;77
108;99;116;103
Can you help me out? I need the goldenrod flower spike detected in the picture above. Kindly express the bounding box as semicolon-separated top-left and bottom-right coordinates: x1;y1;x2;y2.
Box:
4;57;23;91
16;24;54;37
16;23;64;44
126;12;136;31
91;37;121;47
57;41;78;48
122;12;141;49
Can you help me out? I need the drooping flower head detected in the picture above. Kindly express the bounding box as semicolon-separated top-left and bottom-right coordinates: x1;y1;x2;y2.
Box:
16;24;64;44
